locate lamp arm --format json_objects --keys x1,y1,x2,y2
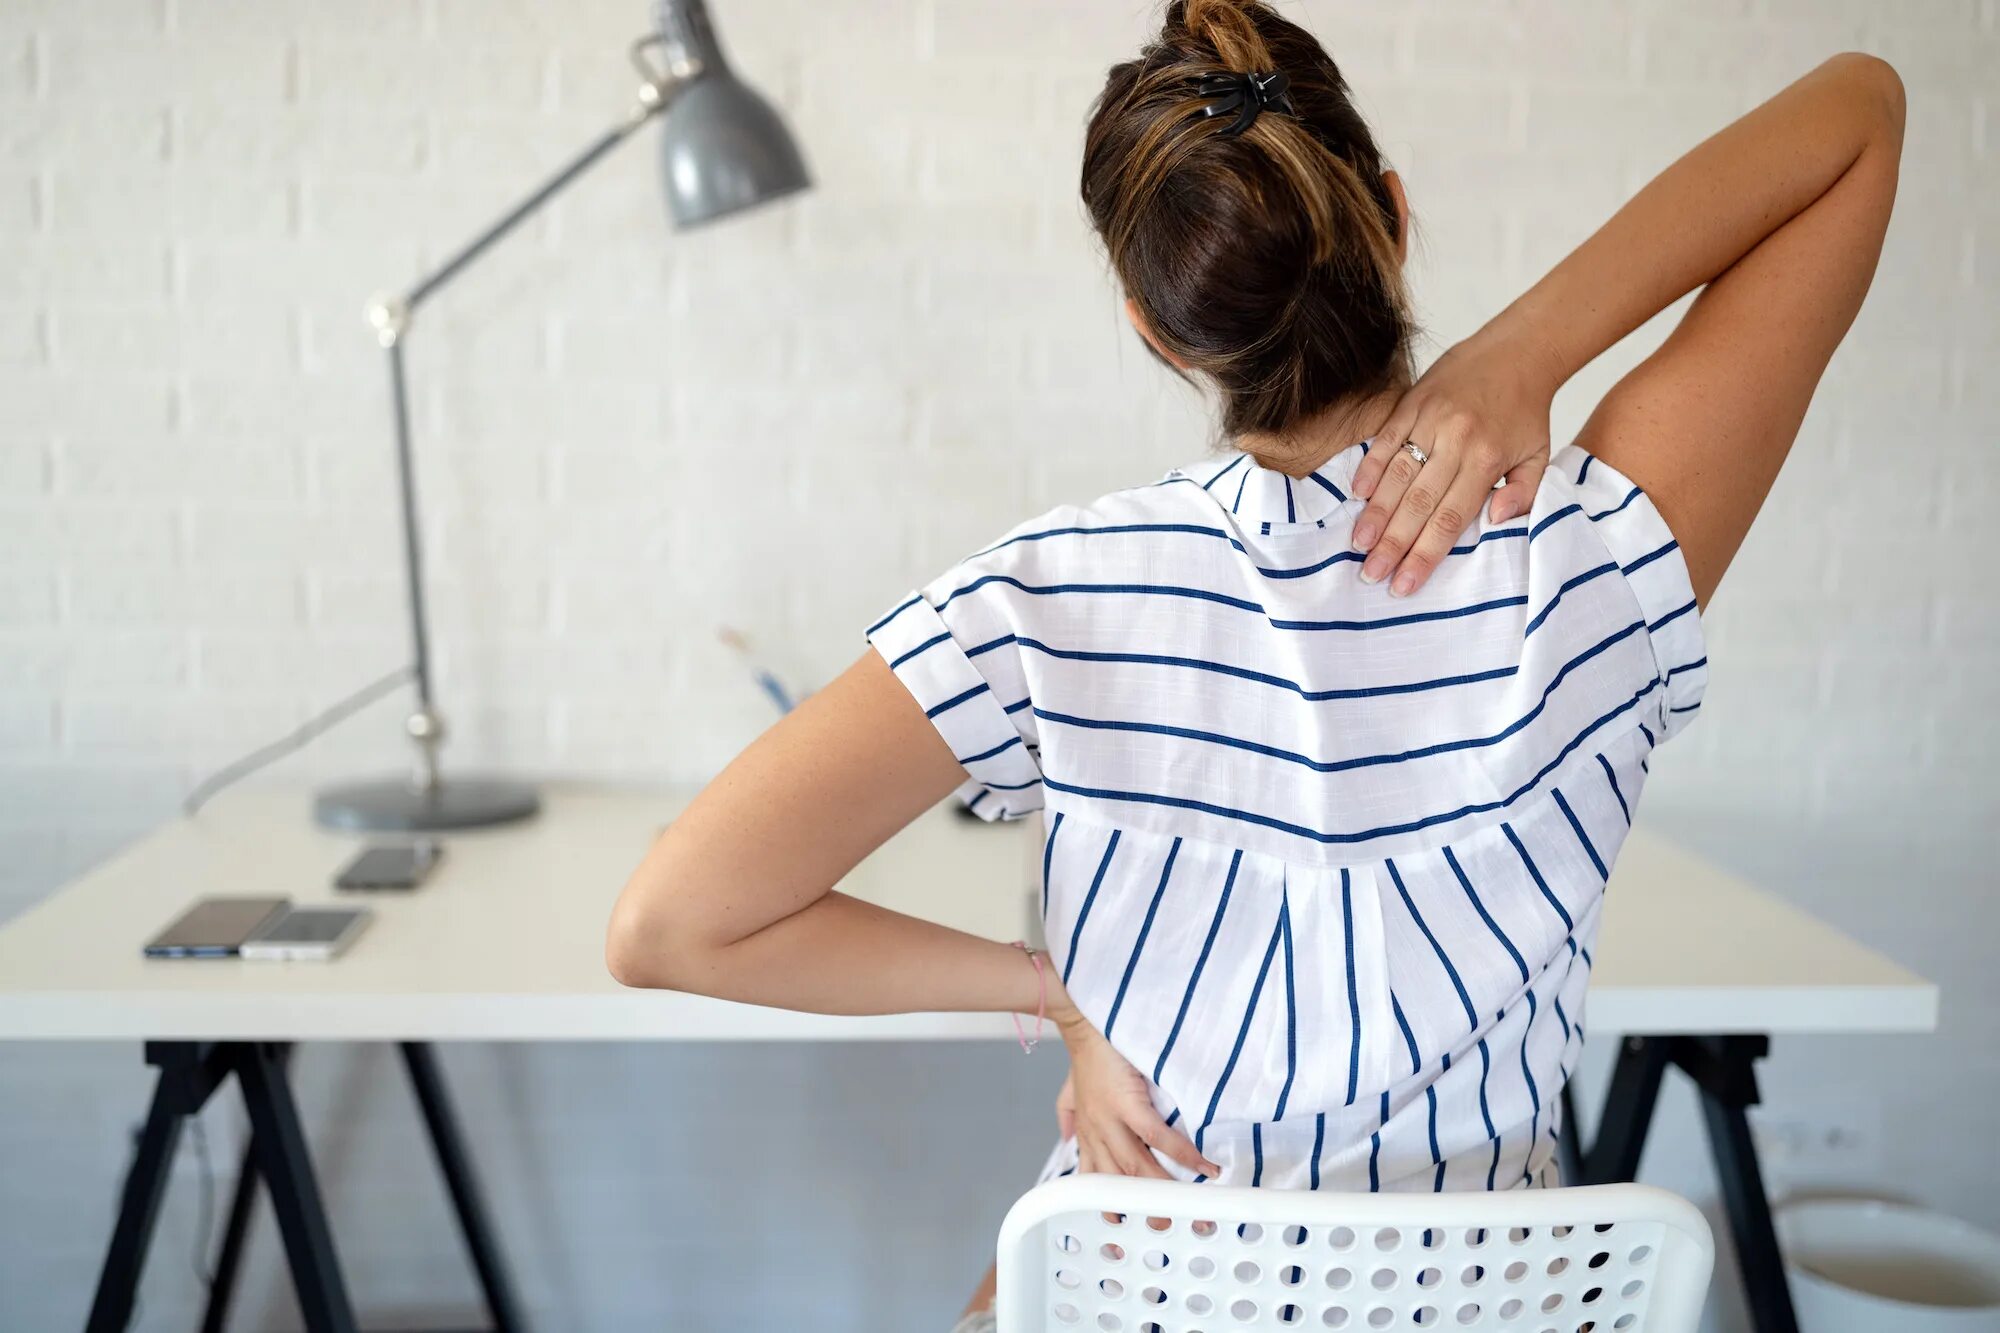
[{"x1": 367, "y1": 40, "x2": 701, "y2": 790}]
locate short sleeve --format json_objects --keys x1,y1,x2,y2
[
  {"x1": 865, "y1": 522, "x2": 1053, "y2": 821},
  {"x1": 1557, "y1": 444, "x2": 1708, "y2": 741}
]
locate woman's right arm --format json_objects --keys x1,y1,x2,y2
[{"x1": 1358, "y1": 52, "x2": 1906, "y2": 604}]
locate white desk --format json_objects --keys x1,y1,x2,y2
[
  {"x1": 0, "y1": 787, "x2": 1938, "y2": 1042},
  {"x1": 0, "y1": 788, "x2": 1938, "y2": 1333}
]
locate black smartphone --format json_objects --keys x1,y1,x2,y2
[
  {"x1": 334, "y1": 841, "x2": 444, "y2": 891},
  {"x1": 143, "y1": 897, "x2": 292, "y2": 958}
]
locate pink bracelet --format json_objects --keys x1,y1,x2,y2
[{"x1": 1011, "y1": 940, "x2": 1046, "y2": 1054}]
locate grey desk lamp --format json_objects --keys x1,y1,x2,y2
[{"x1": 315, "y1": 0, "x2": 809, "y2": 832}]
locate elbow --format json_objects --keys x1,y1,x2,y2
[
  {"x1": 1832, "y1": 52, "x2": 1906, "y2": 137},
  {"x1": 604, "y1": 896, "x2": 694, "y2": 992}
]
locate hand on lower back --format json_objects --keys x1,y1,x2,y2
[
  {"x1": 1055, "y1": 1008, "x2": 1219, "y2": 1179},
  {"x1": 1349, "y1": 327, "x2": 1562, "y2": 596}
]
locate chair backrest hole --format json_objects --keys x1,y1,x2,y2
[
  {"x1": 1188, "y1": 1256, "x2": 1215, "y2": 1280},
  {"x1": 1231, "y1": 1299, "x2": 1260, "y2": 1321},
  {"x1": 1187, "y1": 1293, "x2": 1213, "y2": 1316},
  {"x1": 1547, "y1": 1256, "x2": 1569, "y2": 1276},
  {"x1": 1322, "y1": 1309, "x2": 1349, "y2": 1329},
  {"x1": 1239, "y1": 1223, "x2": 1265, "y2": 1243},
  {"x1": 1235, "y1": 1260, "x2": 1263, "y2": 1284},
  {"x1": 1282, "y1": 1264, "x2": 1306, "y2": 1286},
  {"x1": 1417, "y1": 1266, "x2": 1442, "y2": 1288},
  {"x1": 1099, "y1": 1278, "x2": 1124, "y2": 1299},
  {"x1": 1373, "y1": 1227, "x2": 1402, "y2": 1252},
  {"x1": 1369, "y1": 1267, "x2": 1397, "y2": 1291},
  {"x1": 1143, "y1": 1250, "x2": 1169, "y2": 1271},
  {"x1": 1629, "y1": 1244, "x2": 1653, "y2": 1264},
  {"x1": 1329, "y1": 1226, "x2": 1356, "y2": 1250},
  {"x1": 1503, "y1": 1260, "x2": 1529, "y2": 1282},
  {"x1": 1366, "y1": 1307, "x2": 1393, "y2": 1330},
  {"x1": 1283, "y1": 1225, "x2": 1309, "y2": 1247},
  {"x1": 1454, "y1": 1304, "x2": 1481, "y2": 1326},
  {"x1": 1326, "y1": 1266, "x2": 1353, "y2": 1291}
]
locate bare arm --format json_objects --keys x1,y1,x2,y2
[
  {"x1": 605, "y1": 649, "x2": 1039, "y2": 1015},
  {"x1": 605, "y1": 648, "x2": 1219, "y2": 1177},
  {"x1": 1357, "y1": 53, "x2": 1905, "y2": 603}
]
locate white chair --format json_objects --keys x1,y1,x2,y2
[{"x1": 996, "y1": 1176, "x2": 1713, "y2": 1333}]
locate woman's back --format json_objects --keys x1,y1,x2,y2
[{"x1": 868, "y1": 440, "x2": 1705, "y2": 1189}]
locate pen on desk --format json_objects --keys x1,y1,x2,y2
[{"x1": 717, "y1": 627, "x2": 799, "y2": 715}]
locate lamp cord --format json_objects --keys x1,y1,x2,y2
[{"x1": 182, "y1": 665, "x2": 414, "y2": 818}]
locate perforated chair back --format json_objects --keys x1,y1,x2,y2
[{"x1": 996, "y1": 1175, "x2": 1713, "y2": 1333}]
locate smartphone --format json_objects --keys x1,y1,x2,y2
[
  {"x1": 239, "y1": 906, "x2": 373, "y2": 961},
  {"x1": 143, "y1": 897, "x2": 291, "y2": 958},
  {"x1": 334, "y1": 841, "x2": 443, "y2": 891}
]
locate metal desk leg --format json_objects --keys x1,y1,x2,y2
[
  {"x1": 232, "y1": 1041, "x2": 358, "y2": 1333},
  {"x1": 400, "y1": 1042, "x2": 527, "y2": 1333},
  {"x1": 85, "y1": 1047, "x2": 196, "y2": 1332},
  {"x1": 1577, "y1": 1034, "x2": 1801, "y2": 1333}
]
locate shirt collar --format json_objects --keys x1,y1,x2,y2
[{"x1": 1174, "y1": 440, "x2": 1371, "y2": 527}]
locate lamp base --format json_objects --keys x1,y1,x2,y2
[{"x1": 313, "y1": 775, "x2": 542, "y2": 832}]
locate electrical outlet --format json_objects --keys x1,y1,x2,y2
[{"x1": 1751, "y1": 1099, "x2": 1880, "y2": 1174}]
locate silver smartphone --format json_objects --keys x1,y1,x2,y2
[
  {"x1": 239, "y1": 906, "x2": 373, "y2": 961},
  {"x1": 143, "y1": 896, "x2": 292, "y2": 958}
]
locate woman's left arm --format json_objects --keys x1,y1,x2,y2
[
  {"x1": 606, "y1": 649, "x2": 1036, "y2": 1015},
  {"x1": 607, "y1": 647, "x2": 1216, "y2": 1178}
]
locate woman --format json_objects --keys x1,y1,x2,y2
[{"x1": 607, "y1": 0, "x2": 1903, "y2": 1325}]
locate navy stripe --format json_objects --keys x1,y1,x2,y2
[
  {"x1": 1003, "y1": 696, "x2": 1031, "y2": 715},
  {"x1": 1014, "y1": 635, "x2": 1519, "y2": 703},
  {"x1": 1519, "y1": 991, "x2": 1542, "y2": 1184},
  {"x1": 1341, "y1": 870, "x2": 1361, "y2": 1106},
  {"x1": 1581, "y1": 945, "x2": 1594, "y2": 968},
  {"x1": 964, "y1": 632, "x2": 1014, "y2": 659},
  {"x1": 1032, "y1": 617, "x2": 1647, "y2": 777},
  {"x1": 1554, "y1": 787, "x2": 1608, "y2": 879},
  {"x1": 1104, "y1": 837, "x2": 1179, "y2": 1039},
  {"x1": 1199, "y1": 899, "x2": 1286, "y2": 1137},
  {"x1": 1577, "y1": 454, "x2": 1594, "y2": 484},
  {"x1": 937, "y1": 572, "x2": 1264, "y2": 616},
  {"x1": 1369, "y1": 1091, "x2": 1387, "y2": 1192},
  {"x1": 1530, "y1": 503, "x2": 1584, "y2": 540},
  {"x1": 1589, "y1": 486, "x2": 1641, "y2": 521},
  {"x1": 1620, "y1": 538, "x2": 1678, "y2": 577},
  {"x1": 958, "y1": 734, "x2": 1022, "y2": 765},
  {"x1": 1389, "y1": 858, "x2": 1479, "y2": 1031},
  {"x1": 1597, "y1": 754, "x2": 1631, "y2": 824},
  {"x1": 1445, "y1": 845, "x2": 1530, "y2": 984},
  {"x1": 1233, "y1": 465, "x2": 1250, "y2": 514},
  {"x1": 865, "y1": 594, "x2": 920, "y2": 636},
  {"x1": 1039, "y1": 811, "x2": 1063, "y2": 917},
  {"x1": 1649, "y1": 599, "x2": 1698, "y2": 632},
  {"x1": 1553, "y1": 993, "x2": 1572, "y2": 1043},
  {"x1": 1310, "y1": 1113, "x2": 1325, "y2": 1190},
  {"x1": 971, "y1": 521, "x2": 1231, "y2": 560},
  {"x1": 1670, "y1": 702, "x2": 1700, "y2": 714},
  {"x1": 1041, "y1": 672, "x2": 1664, "y2": 846},
  {"x1": 1391, "y1": 991, "x2": 1421, "y2": 1075},
  {"x1": 1307, "y1": 470, "x2": 1347, "y2": 503},
  {"x1": 1270, "y1": 593, "x2": 1528, "y2": 633},
  {"x1": 1062, "y1": 831, "x2": 1121, "y2": 984},
  {"x1": 1523, "y1": 562, "x2": 1620, "y2": 638},
  {"x1": 1165, "y1": 1108, "x2": 1179, "y2": 1128},
  {"x1": 1252, "y1": 1123, "x2": 1265, "y2": 1186},
  {"x1": 1477, "y1": 1038, "x2": 1499, "y2": 1189},
  {"x1": 1204, "y1": 455, "x2": 1247, "y2": 490},
  {"x1": 1284, "y1": 476, "x2": 1296, "y2": 522},
  {"x1": 1429, "y1": 1050, "x2": 1451, "y2": 1191},
  {"x1": 888, "y1": 631, "x2": 950, "y2": 668},
  {"x1": 981, "y1": 776, "x2": 1042, "y2": 791},
  {"x1": 1501, "y1": 821, "x2": 1572, "y2": 931},
  {"x1": 1639, "y1": 722, "x2": 1656, "y2": 748},
  {"x1": 1246, "y1": 524, "x2": 1525, "y2": 581},
  {"x1": 926, "y1": 682, "x2": 989, "y2": 719},
  {"x1": 1273, "y1": 886, "x2": 1298, "y2": 1120},
  {"x1": 1667, "y1": 656, "x2": 1708, "y2": 679},
  {"x1": 1154, "y1": 850, "x2": 1242, "y2": 1085},
  {"x1": 965, "y1": 790, "x2": 985, "y2": 813}
]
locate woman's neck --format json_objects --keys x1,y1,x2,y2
[{"x1": 1239, "y1": 383, "x2": 1408, "y2": 477}]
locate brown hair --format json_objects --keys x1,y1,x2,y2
[{"x1": 1082, "y1": 0, "x2": 1412, "y2": 440}]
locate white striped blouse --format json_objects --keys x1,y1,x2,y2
[{"x1": 866, "y1": 441, "x2": 1706, "y2": 1193}]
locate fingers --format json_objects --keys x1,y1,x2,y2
[
  {"x1": 1353, "y1": 393, "x2": 1425, "y2": 500},
  {"x1": 1055, "y1": 1073, "x2": 1076, "y2": 1141},
  {"x1": 1133, "y1": 1108, "x2": 1222, "y2": 1177},
  {"x1": 1352, "y1": 436, "x2": 1430, "y2": 562},
  {"x1": 1360, "y1": 442, "x2": 1454, "y2": 590},
  {"x1": 1488, "y1": 455, "x2": 1548, "y2": 524},
  {"x1": 1389, "y1": 465, "x2": 1494, "y2": 597}
]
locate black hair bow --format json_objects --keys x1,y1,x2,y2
[{"x1": 1195, "y1": 69, "x2": 1294, "y2": 138}]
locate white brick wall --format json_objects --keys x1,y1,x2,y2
[{"x1": 2, "y1": 2, "x2": 1995, "y2": 1329}]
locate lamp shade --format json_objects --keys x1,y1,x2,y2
[{"x1": 654, "y1": 0, "x2": 811, "y2": 228}]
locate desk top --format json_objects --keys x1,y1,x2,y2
[{"x1": 0, "y1": 788, "x2": 1937, "y2": 1042}]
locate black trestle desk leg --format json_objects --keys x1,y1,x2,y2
[
  {"x1": 1557, "y1": 1082, "x2": 1584, "y2": 1185},
  {"x1": 198, "y1": 1136, "x2": 259, "y2": 1333},
  {"x1": 85, "y1": 1045, "x2": 196, "y2": 1333},
  {"x1": 401, "y1": 1041, "x2": 528, "y2": 1333},
  {"x1": 232, "y1": 1041, "x2": 358, "y2": 1333},
  {"x1": 1582, "y1": 1035, "x2": 1670, "y2": 1184},
  {"x1": 1694, "y1": 1036, "x2": 1800, "y2": 1333}
]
